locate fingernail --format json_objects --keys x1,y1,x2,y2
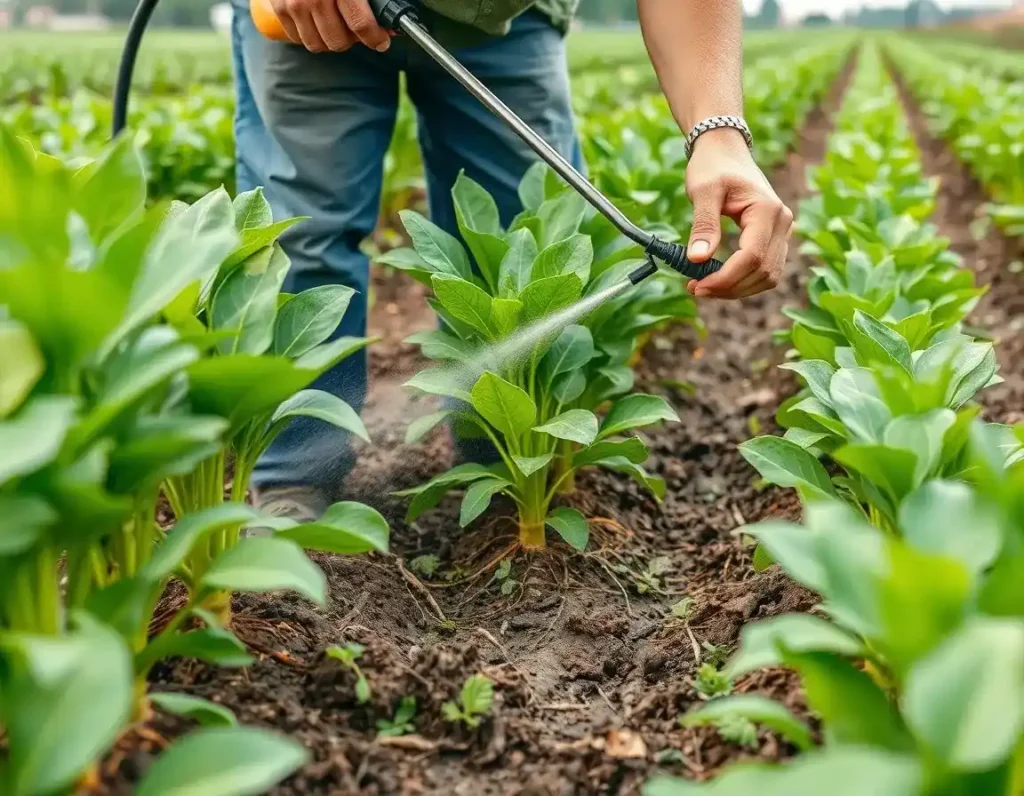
[
  {"x1": 694, "y1": 287, "x2": 710, "y2": 298},
  {"x1": 376, "y1": 40, "x2": 390, "y2": 52},
  {"x1": 689, "y1": 240, "x2": 710, "y2": 259}
]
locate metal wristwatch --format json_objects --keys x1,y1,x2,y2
[{"x1": 684, "y1": 116, "x2": 754, "y2": 159}]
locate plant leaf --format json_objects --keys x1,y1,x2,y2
[
  {"x1": 406, "y1": 410, "x2": 452, "y2": 444},
  {"x1": 135, "y1": 727, "x2": 308, "y2": 796},
  {"x1": 535, "y1": 409, "x2": 599, "y2": 445},
  {"x1": 201, "y1": 537, "x2": 327, "y2": 605},
  {"x1": 545, "y1": 507, "x2": 589, "y2": 551},
  {"x1": 431, "y1": 274, "x2": 493, "y2": 336},
  {"x1": 470, "y1": 371, "x2": 536, "y2": 440},
  {"x1": 150, "y1": 693, "x2": 238, "y2": 727},
  {"x1": 459, "y1": 478, "x2": 511, "y2": 527},
  {"x1": 272, "y1": 284, "x2": 354, "y2": 358},
  {"x1": 739, "y1": 436, "x2": 836, "y2": 499},
  {"x1": 598, "y1": 394, "x2": 678, "y2": 439},
  {"x1": 682, "y1": 695, "x2": 813, "y2": 750},
  {"x1": 271, "y1": 390, "x2": 369, "y2": 443},
  {"x1": 274, "y1": 501, "x2": 389, "y2": 554},
  {"x1": 400, "y1": 210, "x2": 472, "y2": 279},
  {"x1": 512, "y1": 453, "x2": 554, "y2": 477}
]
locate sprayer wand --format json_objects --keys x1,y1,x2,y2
[{"x1": 112, "y1": 0, "x2": 725, "y2": 285}]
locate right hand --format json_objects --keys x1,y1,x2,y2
[{"x1": 270, "y1": 0, "x2": 391, "y2": 53}]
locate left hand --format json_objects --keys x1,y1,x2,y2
[{"x1": 682, "y1": 128, "x2": 793, "y2": 299}]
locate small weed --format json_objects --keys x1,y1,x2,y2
[
  {"x1": 376, "y1": 696, "x2": 417, "y2": 737},
  {"x1": 492, "y1": 558, "x2": 517, "y2": 596},
  {"x1": 442, "y1": 674, "x2": 494, "y2": 729},
  {"x1": 326, "y1": 643, "x2": 372, "y2": 704},
  {"x1": 636, "y1": 556, "x2": 671, "y2": 594},
  {"x1": 670, "y1": 597, "x2": 695, "y2": 622},
  {"x1": 693, "y1": 663, "x2": 731, "y2": 699},
  {"x1": 410, "y1": 554, "x2": 440, "y2": 578},
  {"x1": 715, "y1": 714, "x2": 759, "y2": 748},
  {"x1": 701, "y1": 642, "x2": 730, "y2": 667}
]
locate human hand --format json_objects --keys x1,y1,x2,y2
[
  {"x1": 683, "y1": 128, "x2": 793, "y2": 299},
  {"x1": 269, "y1": 0, "x2": 391, "y2": 53}
]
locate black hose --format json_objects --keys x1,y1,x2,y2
[{"x1": 112, "y1": 0, "x2": 163, "y2": 138}]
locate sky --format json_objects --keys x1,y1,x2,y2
[{"x1": 740, "y1": 0, "x2": 1017, "y2": 17}]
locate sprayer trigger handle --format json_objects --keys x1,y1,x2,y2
[
  {"x1": 367, "y1": 0, "x2": 418, "y2": 27},
  {"x1": 678, "y1": 254, "x2": 725, "y2": 281}
]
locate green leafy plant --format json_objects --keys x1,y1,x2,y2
[
  {"x1": 388, "y1": 171, "x2": 679, "y2": 548},
  {"x1": 410, "y1": 554, "x2": 440, "y2": 578},
  {"x1": 327, "y1": 642, "x2": 372, "y2": 704},
  {"x1": 442, "y1": 674, "x2": 495, "y2": 729},
  {"x1": 377, "y1": 696, "x2": 417, "y2": 737},
  {"x1": 693, "y1": 663, "x2": 732, "y2": 699}
]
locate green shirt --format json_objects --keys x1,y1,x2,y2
[{"x1": 421, "y1": 0, "x2": 578, "y2": 41}]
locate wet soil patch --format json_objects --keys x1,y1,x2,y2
[{"x1": 99, "y1": 61, "x2": 860, "y2": 795}]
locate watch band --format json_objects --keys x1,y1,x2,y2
[{"x1": 684, "y1": 115, "x2": 754, "y2": 159}]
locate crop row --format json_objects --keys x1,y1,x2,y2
[
  {"x1": 888, "y1": 37, "x2": 1024, "y2": 238},
  {"x1": 648, "y1": 43, "x2": 1024, "y2": 795},
  {"x1": 0, "y1": 40, "x2": 851, "y2": 793}
]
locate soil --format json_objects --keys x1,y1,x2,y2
[{"x1": 95, "y1": 51, "x2": 1022, "y2": 796}]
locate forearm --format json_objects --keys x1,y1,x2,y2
[{"x1": 637, "y1": 0, "x2": 744, "y2": 132}]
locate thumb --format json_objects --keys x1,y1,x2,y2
[{"x1": 687, "y1": 184, "x2": 725, "y2": 263}]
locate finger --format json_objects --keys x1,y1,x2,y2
[
  {"x1": 310, "y1": 0, "x2": 356, "y2": 51},
  {"x1": 686, "y1": 180, "x2": 725, "y2": 263},
  {"x1": 270, "y1": 0, "x2": 302, "y2": 43},
  {"x1": 693, "y1": 199, "x2": 779, "y2": 296},
  {"x1": 736, "y1": 277, "x2": 774, "y2": 299},
  {"x1": 291, "y1": 5, "x2": 329, "y2": 51},
  {"x1": 338, "y1": 0, "x2": 391, "y2": 51}
]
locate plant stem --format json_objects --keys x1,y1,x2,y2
[{"x1": 519, "y1": 518, "x2": 546, "y2": 549}]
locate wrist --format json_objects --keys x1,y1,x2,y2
[{"x1": 689, "y1": 126, "x2": 750, "y2": 156}]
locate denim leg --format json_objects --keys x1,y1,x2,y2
[
  {"x1": 230, "y1": 0, "x2": 271, "y2": 194},
  {"x1": 239, "y1": 28, "x2": 402, "y2": 491},
  {"x1": 407, "y1": 11, "x2": 582, "y2": 462},
  {"x1": 407, "y1": 10, "x2": 583, "y2": 232}
]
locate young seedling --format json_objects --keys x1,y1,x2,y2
[
  {"x1": 636, "y1": 556, "x2": 671, "y2": 594},
  {"x1": 326, "y1": 643, "x2": 372, "y2": 704},
  {"x1": 442, "y1": 674, "x2": 494, "y2": 729},
  {"x1": 714, "y1": 714, "x2": 759, "y2": 749},
  {"x1": 693, "y1": 663, "x2": 732, "y2": 699},
  {"x1": 492, "y1": 558, "x2": 518, "y2": 596},
  {"x1": 410, "y1": 554, "x2": 440, "y2": 578},
  {"x1": 376, "y1": 696, "x2": 417, "y2": 737}
]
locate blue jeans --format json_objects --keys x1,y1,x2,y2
[{"x1": 231, "y1": 2, "x2": 581, "y2": 491}]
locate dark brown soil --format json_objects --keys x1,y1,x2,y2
[
  {"x1": 889, "y1": 65, "x2": 1024, "y2": 425},
  {"x1": 96, "y1": 57, "x2": 878, "y2": 796}
]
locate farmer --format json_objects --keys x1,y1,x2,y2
[{"x1": 230, "y1": 0, "x2": 794, "y2": 516}]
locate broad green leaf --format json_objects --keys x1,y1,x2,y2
[
  {"x1": 470, "y1": 371, "x2": 536, "y2": 440},
  {"x1": 532, "y1": 235, "x2": 593, "y2": 283},
  {"x1": 151, "y1": 626, "x2": 254, "y2": 667},
  {"x1": 791, "y1": 323, "x2": 838, "y2": 364},
  {"x1": 460, "y1": 674, "x2": 495, "y2": 717},
  {"x1": 0, "y1": 617, "x2": 133, "y2": 796},
  {"x1": 404, "y1": 367, "x2": 472, "y2": 404},
  {"x1": 0, "y1": 320, "x2": 44, "y2": 417},
  {"x1": 406, "y1": 329, "x2": 476, "y2": 362},
  {"x1": 780, "y1": 360, "x2": 836, "y2": 408},
  {"x1": 232, "y1": 187, "x2": 272, "y2": 230},
  {"x1": 517, "y1": 161, "x2": 547, "y2": 212},
  {"x1": 490, "y1": 298, "x2": 523, "y2": 337},
  {"x1": 537, "y1": 190, "x2": 586, "y2": 247},
  {"x1": 851, "y1": 311, "x2": 913, "y2": 374},
  {"x1": 534, "y1": 409, "x2": 599, "y2": 445},
  {"x1": 682, "y1": 695, "x2": 813, "y2": 750},
  {"x1": 738, "y1": 436, "x2": 836, "y2": 499},
  {"x1": 520, "y1": 274, "x2": 583, "y2": 323},
  {"x1": 431, "y1": 274, "x2": 493, "y2": 336},
  {"x1": 0, "y1": 396, "x2": 78, "y2": 483},
  {"x1": 598, "y1": 394, "x2": 678, "y2": 439},
  {"x1": 788, "y1": 651, "x2": 913, "y2": 751},
  {"x1": 642, "y1": 748, "x2": 921, "y2": 796},
  {"x1": 726, "y1": 614, "x2": 865, "y2": 679},
  {"x1": 883, "y1": 409, "x2": 955, "y2": 485},
  {"x1": 539, "y1": 325, "x2": 595, "y2": 384},
  {"x1": 119, "y1": 187, "x2": 238, "y2": 350},
  {"x1": 552, "y1": 370, "x2": 586, "y2": 404},
  {"x1": 0, "y1": 495, "x2": 55, "y2": 555},
  {"x1": 271, "y1": 390, "x2": 369, "y2": 443},
  {"x1": 498, "y1": 228, "x2": 539, "y2": 293},
  {"x1": 72, "y1": 134, "x2": 146, "y2": 244},
  {"x1": 742, "y1": 519, "x2": 826, "y2": 593},
  {"x1": 222, "y1": 218, "x2": 304, "y2": 271},
  {"x1": 512, "y1": 454, "x2": 554, "y2": 477},
  {"x1": 406, "y1": 410, "x2": 452, "y2": 444},
  {"x1": 545, "y1": 507, "x2": 589, "y2": 551},
  {"x1": 272, "y1": 284, "x2": 354, "y2": 358},
  {"x1": 599, "y1": 457, "x2": 666, "y2": 501},
  {"x1": 293, "y1": 335, "x2": 371, "y2": 375},
  {"x1": 401, "y1": 210, "x2": 472, "y2": 279},
  {"x1": 150, "y1": 692, "x2": 238, "y2": 727},
  {"x1": 829, "y1": 367, "x2": 891, "y2": 443},
  {"x1": 459, "y1": 477, "x2": 511, "y2": 527},
  {"x1": 144, "y1": 504, "x2": 262, "y2": 581},
  {"x1": 375, "y1": 247, "x2": 433, "y2": 284},
  {"x1": 201, "y1": 536, "x2": 327, "y2": 605},
  {"x1": 833, "y1": 444, "x2": 917, "y2": 503},
  {"x1": 135, "y1": 727, "x2": 308, "y2": 796},
  {"x1": 575, "y1": 436, "x2": 648, "y2": 467},
  {"x1": 275, "y1": 501, "x2": 389, "y2": 554},
  {"x1": 903, "y1": 618, "x2": 1024, "y2": 770},
  {"x1": 452, "y1": 172, "x2": 500, "y2": 235},
  {"x1": 187, "y1": 356, "x2": 315, "y2": 428}
]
